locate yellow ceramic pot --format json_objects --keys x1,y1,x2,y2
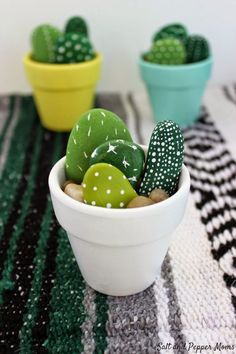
[{"x1": 23, "y1": 53, "x2": 102, "y2": 131}]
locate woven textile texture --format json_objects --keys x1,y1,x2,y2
[{"x1": 0, "y1": 88, "x2": 236, "y2": 354}]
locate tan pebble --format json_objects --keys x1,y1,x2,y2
[
  {"x1": 62, "y1": 180, "x2": 74, "y2": 191},
  {"x1": 64, "y1": 183, "x2": 84, "y2": 202},
  {"x1": 127, "y1": 196, "x2": 155, "y2": 208},
  {"x1": 149, "y1": 188, "x2": 169, "y2": 203}
]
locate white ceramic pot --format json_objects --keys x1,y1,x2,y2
[{"x1": 48, "y1": 147, "x2": 190, "y2": 296}]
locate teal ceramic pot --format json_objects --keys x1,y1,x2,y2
[{"x1": 139, "y1": 56, "x2": 213, "y2": 126}]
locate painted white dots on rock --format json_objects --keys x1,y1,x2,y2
[
  {"x1": 139, "y1": 120, "x2": 184, "y2": 197},
  {"x1": 65, "y1": 108, "x2": 133, "y2": 183},
  {"x1": 82, "y1": 163, "x2": 137, "y2": 208}
]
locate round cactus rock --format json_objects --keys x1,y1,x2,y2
[
  {"x1": 144, "y1": 38, "x2": 186, "y2": 65},
  {"x1": 65, "y1": 16, "x2": 88, "y2": 37},
  {"x1": 185, "y1": 35, "x2": 210, "y2": 63},
  {"x1": 55, "y1": 33, "x2": 95, "y2": 64},
  {"x1": 31, "y1": 24, "x2": 61, "y2": 63},
  {"x1": 89, "y1": 140, "x2": 145, "y2": 189},
  {"x1": 139, "y1": 120, "x2": 184, "y2": 197},
  {"x1": 82, "y1": 163, "x2": 137, "y2": 208},
  {"x1": 153, "y1": 23, "x2": 188, "y2": 43},
  {"x1": 65, "y1": 109, "x2": 133, "y2": 184}
]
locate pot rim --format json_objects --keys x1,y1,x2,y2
[
  {"x1": 139, "y1": 55, "x2": 213, "y2": 71},
  {"x1": 48, "y1": 147, "x2": 190, "y2": 220},
  {"x1": 23, "y1": 52, "x2": 102, "y2": 71}
]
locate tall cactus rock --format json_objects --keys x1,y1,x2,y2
[
  {"x1": 65, "y1": 108, "x2": 133, "y2": 183},
  {"x1": 139, "y1": 120, "x2": 184, "y2": 197},
  {"x1": 144, "y1": 38, "x2": 186, "y2": 65},
  {"x1": 31, "y1": 24, "x2": 61, "y2": 63},
  {"x1": 185, "y1": 35, "x2": 210, "y2": 63},
  {"x1": 153, "y1": 23, "x2": 188, "y2": 43},
  {"x1": 65, "y1": 16, "x2": 89, "y2": 37},
  {"x1": 55, "y1": 33, "x2": 95, "y2": 63}
]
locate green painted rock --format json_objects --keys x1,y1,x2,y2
[
  {"x1": 65, "y1": 109, "x2": 132, "y2": 183},
  {"x1": 82, "y1": 163, "x2": 137, "y2": 208},
  {"x1": 144, "y1": 38, "x2": 186, "y2": 65},
  {"x1": 65, "y1": 16, "x2": 88, "y2": 37},
  {"x1": 89, "y1": 140, "x2": 145, "y2": 189},
  {"x1": 139, "y1": 120, "x2": 184, "y2": 197},
  {"x1": 31, "y1": 24, "x2": 61, "y2": 63},
  {"x1": 55, "y1": 33, "x2": 95, "y2": 64},
  {"x1": 186, "y1": 35, "x2": 210, "y2": 63},
  {"x1": 153, "y1": 23, "x2": 188, "y2": 42}
]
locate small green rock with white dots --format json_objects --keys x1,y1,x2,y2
[
  {"x1": 82, "y1": 163, "x2": 137, "y2": 208},
  {"x1": 185, "y1": 35, "x2": 210, "y2": 63},
  {"x1": 144, "y1": 38, "x2": 186, "y2": 65},
  {"x1": 55, "y1": 32, "x2": 95, "y2": 64},
  {"x1": 65, "y1": 16, "x2": 89, "y2": 37},
  {"x1": 89, "y1": 140, "x2": 145, "y2": 189},
  {"x1": 139, "y1": 120, "x2": 184, "y2": 196},
  {"x1": 153, "y1": 23, "x2": 188, "y2": 43},
  {"x1": 65, "y1": 109, "x2": 133, "y2": 183}
]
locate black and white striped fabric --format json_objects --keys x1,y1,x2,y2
[{"x1": 0, "y1": 87, "x2": 235, "y2": 353}]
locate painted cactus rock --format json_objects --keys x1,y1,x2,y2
[
  {"x1": 144, "y1": 38, "x2": 186, "y2": 65},
  {"x1": 185, "y1": 35, "x2": 210, "y2": 63},
  {"x1": 89, "y1": 140, "x2": 145, "y2": 189},
  {"x1": 55, "y1": 33, "x2": 95, "y2": 64},
  {"x1": 139, "y1": 120, "x2": 184, "y2": 197},
  {"x1": 82, "y1": 163, "x2": 137, "y2": 208},
  {"x1": 65, "y1": 109, "x2": 132, "y2": 183},
  {"x1": 31, "y1": 24, "x2": 61, "y2": 63},
  {"x1": 153, "y1": 23, "x2": 188, "y2": 42},
  {"x1": 65, "y1": 16, "x2": 88, "y2": 37}
]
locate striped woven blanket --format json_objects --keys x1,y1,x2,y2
[{"x1": 0, "y1": 87, "x2": 235, "y2": 353}]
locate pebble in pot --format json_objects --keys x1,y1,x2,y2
[
  {"x1": 64, "y1": 182, "x2": 84, "y2": 202},
  {"x1": 149, "y1": 188, "x2": 169, "y2": 203},
  {"x1": 127, "y1": 196, "x2": 155, "y2": 208}
]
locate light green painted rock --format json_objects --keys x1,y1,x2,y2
[
  {"x1": 31, "y1": 24, "x2": 61, "y2": 63},
  {"x1": 139, "y1": 120, "x2": 184, "y2": 197},
  {"x1": 65, "y1": 109, "x2": 132, "y2": 183},
  {"x1": 144, "y1": 38, "x2": 186, "y2": 65},
  {"x1": 89, "y1": 140, "x2": 145, "y2": 189},
  {"x1": 82, "y1": 163, "x2": 137, "y2": 208}
]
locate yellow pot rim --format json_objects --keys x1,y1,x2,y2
[{"x1": 23, "y1": 52, "x2": 102, "y2": 72}]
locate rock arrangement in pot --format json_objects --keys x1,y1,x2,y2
[
  {"x1": 31, "y1": 16, "x2": 95, "y2": 64},
  {"x1": 143, "y1": 23, "x2": 210, "y2": 65},
  {"x1": 63, "y1": 108, "x2": 184, "y2": 209}
]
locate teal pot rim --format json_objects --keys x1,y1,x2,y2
[{"x1": 139, "y1": 56, "x2": 213, "y2": 88}]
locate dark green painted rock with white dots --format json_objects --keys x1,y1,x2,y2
[
  {"x1": 153, "y1": 23, "x2": 188, "y2": 43},
  {"x1": 65, "y1": 109, "x2": 132, "y2": 183},
  {"x1": 82, "y1": 163, "x2": 137, "y2": 208},
  {"x1": 139, "y1": 120, "x2": 184, "y2": 197},
  {"x1": 55, "y1": 33, "x2": 95, "y2": 64},
  {"x1": 65, "y1": 16, "x2": 89, "y2": 37},
  {"x1": 89, "y1": 140, "x2": 145, "y2": 189}
]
